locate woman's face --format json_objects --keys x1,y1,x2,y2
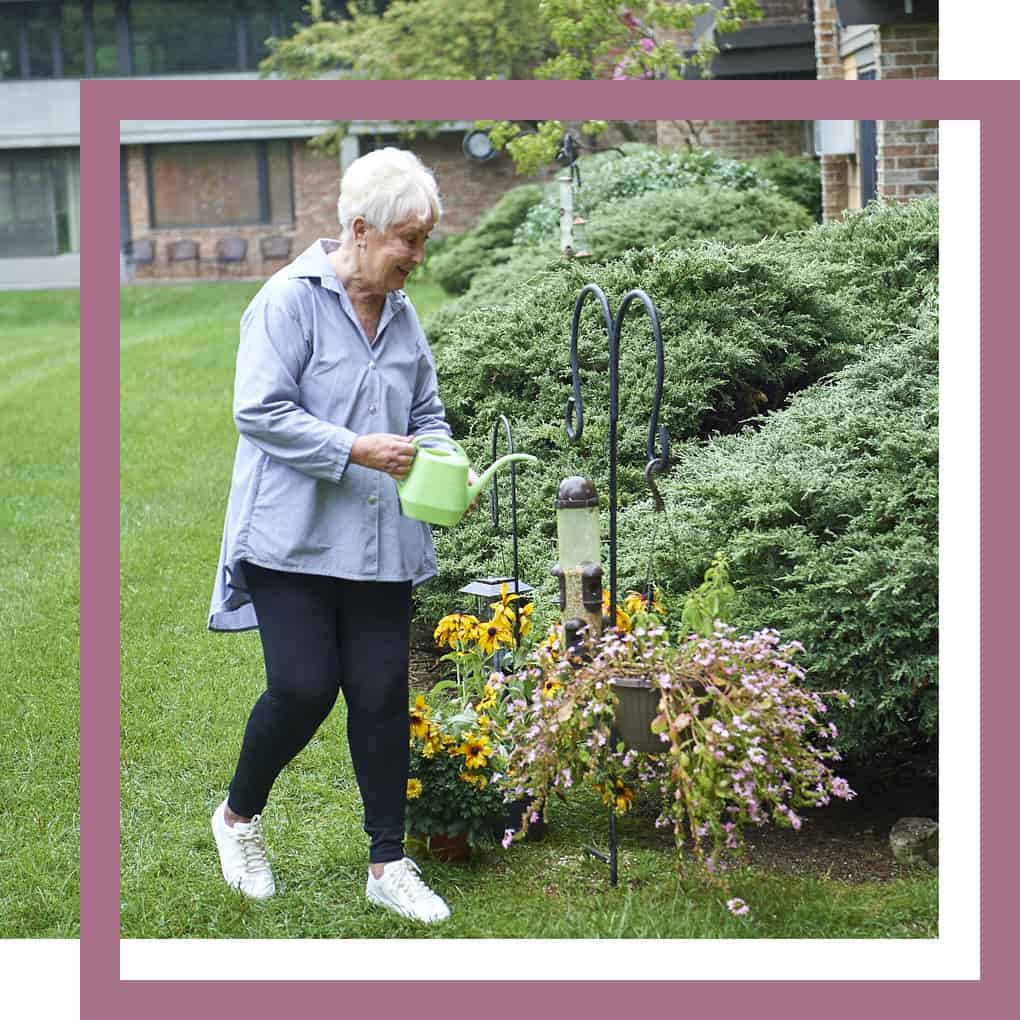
[{"x1": 360, "y1": 216, "x2": 433, "y2": 293}]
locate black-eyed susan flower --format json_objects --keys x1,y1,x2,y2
[
  {"x1": 477, "y1": 617, "x2": 513, "y2": 656},
  {"x1": 541, "y1": 675, "x2": 562, "y2": 699},
  {"x1": 460, "y1": 770, "x2": 488, "y2": 789},
  {"x1": 459, "y1": 732, "x2": 492, "y2": 769},
  {"x1": 475, "y1": 684, "x2": 498, "y2": 712},
  {"x1": 518, "y1": 600, "x2": 534, "y2": 637},
  {"x1": 608, "y1": 778, "x2": 634, "y2": 813},
  {"x1": 408, "y1": 695, "x2": 431, "y2": 738},
  {"x1": 433, "y1": 612, "x2": 480, "y2": 649},
  {"x1": 406, "y1": 778, "x2": 423, "y2": 799}
]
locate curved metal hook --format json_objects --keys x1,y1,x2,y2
[
  {"x1": 566, "y1": 283, "x2": 615, "y2": 444},
  {"x1": 489, "y1": 413, "x2": 515, "y2": 530},
  {"x1": 614, "y1": 288, "x2": 670, "y2": 506}
]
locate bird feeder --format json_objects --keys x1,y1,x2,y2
[{"x1": 550, "y1": 476, "x2": 603, "y2": 656}]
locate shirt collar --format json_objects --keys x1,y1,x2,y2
[{"x1": 285, "y1": 238, "x2": 408, "y2": 316}]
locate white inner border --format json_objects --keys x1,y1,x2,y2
[{"x1": 117, "y1": 119, "x2": 979, "y2": 981}]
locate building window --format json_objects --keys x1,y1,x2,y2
[
  {"x1": 130, "y1": 1, "x2": 237, "y2": 74},
  {"x1": 0, "y1": 149, "x2": 81, "y2": 258},
  {"x1": 146, "y1": 140, "x2": 293, "y2": 229}
]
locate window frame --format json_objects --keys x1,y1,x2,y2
[{"x1": 144, "y1": 139, "x2": 294, "y2": 230}]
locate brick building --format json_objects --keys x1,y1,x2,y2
[
  {"x1": 119, "y1": 120, "x2": 549, "y2": 282},
  {"x1": 813, "y1": 0, "x2": 939, "y2": 219}
]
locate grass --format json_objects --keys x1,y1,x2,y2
[
  {"x1": 119, "y1": 279, "x2": 938, "y2": 939},
  {"x1": 0, "y1": 289, "x2": 81, "y2": 937}
]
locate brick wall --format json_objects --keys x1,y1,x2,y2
[
  {"x1": 125, "y1": 133, "x2": 550, "y2": 282},
  {"x1": 813, "y1": 0, "x2": 842, "y2": 79},
  {"x1": 820, "y1": 152, "x2": 850, "y2": 221},
  {"x1": 878, "y1": 120, "x2": 938, "y2": 200},
  {"x1": 658, "y1": 119, "x2": 808, "y2": 158},
  {"x1": 876, "y1": 22, "x2": 938, "y2": 79},
  {"x1": 757, "y1": 0, "x2": 811, "y2": 25}
]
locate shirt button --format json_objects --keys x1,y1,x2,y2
[
  {"x1": 368, "y1": 495, "x2": 377, "y2": 506},
  {"x1": 369, "y1": 405, "x2": 377, "y2": 413},
  {"x1": 369, "y1": 362, "x2": 376, "y2": 370}
]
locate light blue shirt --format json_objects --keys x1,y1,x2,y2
[{"x1": 208, "y1": 238, "x2": 451, "y2": 632}]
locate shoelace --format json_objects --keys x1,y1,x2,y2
[
  {"x1": 390, "y1": 858, "x2": 434, "y2": 902},
  {"x1": 235, "y1": 815, "x2": 270, "y2": 875}
]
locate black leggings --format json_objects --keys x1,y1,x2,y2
[{"x1": 228, "y1": 561, "x2": 412, "y2": 865}]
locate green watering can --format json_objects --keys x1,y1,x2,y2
[{"x1": 397, "y1": 432, "x2": 538, "y2": 527}]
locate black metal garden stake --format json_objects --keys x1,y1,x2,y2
[{"x1": 565, "y1": 282, "x2": 670, "y2": 885}]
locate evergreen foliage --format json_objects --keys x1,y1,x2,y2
[
  {"x1": 428, "y1": 185, "x2": 544, "y2": 295},
  {"x1": 417, "y1": 199, "x2": 939, "y2": 758}
]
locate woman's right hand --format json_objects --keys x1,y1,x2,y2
[{"x1": 350, "y1": 433, "x2": 416, "y2": 480}]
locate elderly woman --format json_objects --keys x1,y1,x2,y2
[{"x1": 208, "y1": 147, "x2": 465, "y2": 924}]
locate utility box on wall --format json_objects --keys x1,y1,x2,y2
[{"x1": 814, "y1": 120, "x2": 857, "y2": 156}]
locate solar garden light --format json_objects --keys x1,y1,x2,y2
[{"x1": 551, "y1": 476, "x2": 603, "y2": 657}]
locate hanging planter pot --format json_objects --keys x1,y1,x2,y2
[{"x1": 610, "y1": 676, "x2": 667, "y2": 754}]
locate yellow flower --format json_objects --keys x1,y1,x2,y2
[
  {"x1": 460, "y1": 770, "x2": 488, "y2": 789},
  {"x1": 597, "y1": 779, "x2": 634, "y2": 813},
  {"x1": 458, "y1": 732, "x2": 492, "y2": 769},
  {"x1": 477, "y1": 617, "x2": 513, "y2": 656},
  {"x1": 489, "y1": 602, "x2": 516, "y2": 630},
  {"x1": 541, "y1": 676, "x2": 562, "y2": 699},
  {"x1": 518, "y1": 601, "x2": 534, "y2": 637},
  {"x1": 476, "y1": 684, "x2": 498, "y2": 711},
  {"x1": 476, "y1": 713, "x2": 492, "y2": 731},
  {"x1": 601, "y1": 590, "x2": 631, "y2": 634},
  {"x1": 623, "y1": 588, "x2": 666, "y2": 616},
  {"x1": 406, "y1": 778, "x2": 423, "y2": 800},
  {"x1": 408, "y1": 695, "x2": 430, "y2": 739},
  {"x1": 422, "y1": 726, "x2": 443, "y2": 758},
  {"x1": 433, "y1": 613, "x2": 480, "y2": 649}
]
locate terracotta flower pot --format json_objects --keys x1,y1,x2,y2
[{"x1": 407, "y1": 831, "x2": 471, "y2": 863}]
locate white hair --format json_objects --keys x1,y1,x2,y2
[{"x1": 337, "y1": 147, "x2": 442, "y2": 234}]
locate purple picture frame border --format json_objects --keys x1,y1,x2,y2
[{"x1": 80, "y1": 78, "x2": 1010, "y2": 1016}]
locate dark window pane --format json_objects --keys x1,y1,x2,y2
[
  {"x1": 27, "y1": 5, "x2": 58, "y2": 78},
  {"x1": 247, "y1": 0, "x2": 277, "y2": 67},
  {"x1": 149, "y1": 142, "x2": 263, "y2": 227},
  {"x1": 92, "y1": 1, "x2": 121, "y2": 76},
  {"x1": 61, "y1": 1, "x2": 86, "y2": 77},
  {"x1": 131, "y1": 1, "x2": 238, "y2": 74},
  {"x1": 53, "y1": 150, "x2": 80, "y2": 253},
  {"x1": 0, "y1": 151, "x2": 61, "y2": 257},
  {"x1": 0, "y1": 11, "x2": 18, "y2": 80},
  {"x1": 266, "y1": 140, "x2": 293, "y2": 224}
]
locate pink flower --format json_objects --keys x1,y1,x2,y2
[
  {"x1": 727, "y1": 898, "x2": 749, "y2": 917},
  {"x1": 502, "y1": 828, "x2": 515, "y2": 849},
  {"x1": 639, "y1": 37, "x2": 655, "y2": 52}
]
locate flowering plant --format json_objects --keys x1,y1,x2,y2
[
  {"x1": 431, "y1": 584, "x2": 536, "y2": 704},
  {"x1": 500, "y1": 565, "x2": 855, "y2": 877},
  {"x1": 404, "y1": 694, "x2": 507, "y2": 845}
]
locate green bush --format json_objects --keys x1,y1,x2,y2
[
  {"x1": 750, "y1": 153, "x2": 823, "y2": 222},
  {"x1": 428, "y1": 184, "x2": 544, "y2": 294},
  {"x1": 514, "y1": 145, "x2": 773, "y2": 247},
  {"x1": 418, "y1": 199, "x2": 938, "y2": 760},
  {"x1": 616, "y1": 295, "x2": 938, "y2": 757},
  {"x1": 583, "y1": 185, "x2": 814, "y2": 258}
]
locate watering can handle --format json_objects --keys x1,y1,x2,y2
[{"x1": 410, "y1": 432, "x2": 468, "y2": 459}]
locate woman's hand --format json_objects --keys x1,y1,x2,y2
[{"x1": 350, "y1": 433, "x2": 416, "y2": 480}]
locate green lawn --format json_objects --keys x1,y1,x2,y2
[
  {"x1": 119, "y1": 280, "x2": 937, "y2": 939},
  {"x1": 0, "y1": 289, "x2": 81, "y2": 937}
]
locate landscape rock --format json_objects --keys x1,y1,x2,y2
[{"x1": 889, "y1": 817, "x2": 938, "y2": 867}]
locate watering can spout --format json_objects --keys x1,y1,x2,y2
[{"x1": 468, "y1": 453, "x2": 539, "y2": 502}]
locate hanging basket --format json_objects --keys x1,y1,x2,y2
[{"x1": 610, "y1": 676, "x2": 667, "y2": 754}]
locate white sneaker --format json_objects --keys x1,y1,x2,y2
[
  {"x1": 366, "y1": 857, "x2": 450, "y2": 923},
  {"x1": 211, "y1": 799, "x2": 275, "y2": 899}
]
